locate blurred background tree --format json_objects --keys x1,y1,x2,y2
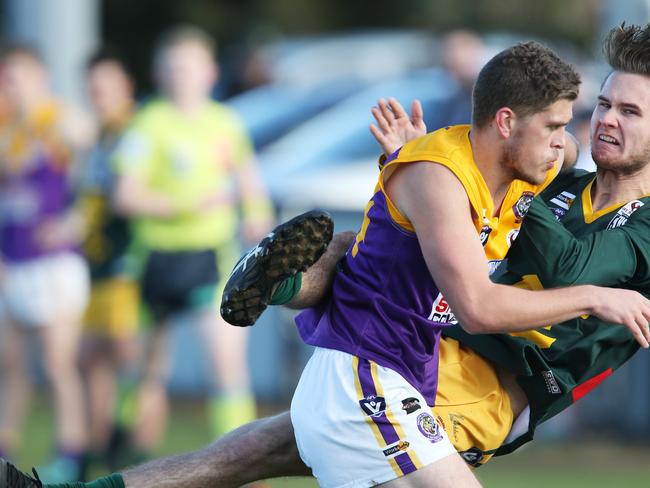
[{"x1": 100, "y1": 0, "x2": 601, "y2": 96}]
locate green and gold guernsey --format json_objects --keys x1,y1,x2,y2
[{"x1": 444, "y1": 169, "x2": 650, "y2": 456}]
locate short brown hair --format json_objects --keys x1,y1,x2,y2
[
  {"x1": 604, "y1": 23, "x2": 650, "y2": 76},
  {"x1": 472, "y1": 41, "x2": 580, "y2": 128}
]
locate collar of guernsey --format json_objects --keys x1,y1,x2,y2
[
  {"x1": 380, "y1": 125, "x2": 558, "y2": 261},
  {"x1": 295, "y1": 125, "x2": 558, "y2": 406}
]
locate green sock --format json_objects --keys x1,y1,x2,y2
[
  {"x1": 269, "y1": 273, "x2": 302, "y2": 305},
  {"x1": 209, "y1": 392, "x2": 256, "y2": 438},
  {"x1": 45, "y1": 473, "x2": 125, "y2": 488}
]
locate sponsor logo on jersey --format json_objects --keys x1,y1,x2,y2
[
  {"x1": 448, "y1": 412, "x2": 465, "y2": 442},
  {"x1": 542, "y1": 370, "x2": 561, "y2": 394},
  {"x1": 428, "y1": 293, "x2": 458, "y2": 324},
  {"x1": 417, "y1": 412, "x2": 444, "y2": 442},
  {"x1": 460, "y1": 447, "x2": 485, "y2": 466},
  {"x1": 479, "y1": 225, "x2": 492, "y2": 246},
  {"x1": 359, "y1": 395, "x2": 387, "y2": 417},
  {"x1": 549, "y1": 191, "x2": 576, "y2": 210},
  {"x1": 382, "y1": 440, "x2": 410, "y2": 457},
  {"x1": 401, "y1": 397, "x2": 421, "y2": 414},
  {"x1": 513, "y1": 191, "x2": 535, "y2": 221},
  {"x1": 606, "y1": 200, "x2": 645, "y2": 229},
  {"x1": 487, "y1": 260, "x2": 504, "y2": 275},
  {"x1": 506, "y1": 229, "x2": 520, "y2": 248}
]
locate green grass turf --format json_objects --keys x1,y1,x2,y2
[{"x1": 16, "y1": 398, "x2": 650, "y2": 488}]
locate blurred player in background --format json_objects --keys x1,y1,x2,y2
[
  {"x1": 110, "y1": 26, "x2": 274, "y2": 461},
  {"x1": 0, "y1": 44, "x2": 94, "y2": 482},
  {"x1": 76, "y1": 47, "x2": 140, "y2": 474}
]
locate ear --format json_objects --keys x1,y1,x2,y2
[{"x1": 494, "y1": 107, "x2": 516, "y2": 139}]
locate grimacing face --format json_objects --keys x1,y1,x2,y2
[
  {"x1": 503, "y1": 98, "x2": 573, "y2": 185},
  {"x1": 590, "y1": 71, "x2": 650, "y2": 175}
]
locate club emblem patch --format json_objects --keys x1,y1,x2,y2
[
  {"x1": 513, "y1": 191, "x2": 535, "y2": 221},
  {"x1": 416, "y1": 412, "x2": 443, "y2": 443},
  {"x1": 607, "y1": 200, "x2": 645, "y2": 229}
]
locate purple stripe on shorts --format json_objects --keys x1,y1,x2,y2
[{"x1": 357, "y1": 358, "x2": 418, "y2": 475}]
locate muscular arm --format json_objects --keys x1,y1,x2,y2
[
  {"x1": 389, "y1": 162, "x2": 650, "y2": 342},
  {"x1": 507, "y1": 198, "x2": 642, "y2": 287}
]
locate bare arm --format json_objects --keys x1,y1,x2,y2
[
  {"x1": 232, "y1": 156, "x2": 274, "y2": 244},
  {"x1": 389, "y1": 162, "x2": 650, "y2": 347}
]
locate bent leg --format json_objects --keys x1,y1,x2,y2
[
  {"x1": 286, "y1": 231, "x2": 356, "y2": 309},
  {"x1": 379, "y1": 452, "x2": 481, "y2": 488},
  {"x1": 123, "y1": 412, "x2": 309, "y2": 488}
]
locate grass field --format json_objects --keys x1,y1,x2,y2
[{"x1": 16, "y1": 397, "x2": 650, "y2": 488}]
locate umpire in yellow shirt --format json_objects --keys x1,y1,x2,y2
[{"x1": 112, "y1": 25, "x2": 274, "y2": 459}]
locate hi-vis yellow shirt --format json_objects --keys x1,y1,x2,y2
[{"x1": 381, "y1": 125, "x2": 557, "y2": 270}]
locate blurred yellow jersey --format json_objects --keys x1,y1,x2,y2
[{"x1": 383, "y1": 125, "x2": 557, "y2": 269}]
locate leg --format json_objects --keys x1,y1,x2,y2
[
  {"x1": 131, "y1": 326, "x2": 170, "y2": 453},
  {"x1": 81, "y1": 278, "x2": 140, "y2": 456},
  {"x1": 40, "y1": 314, "x2": 86, "y2": 453},
  {"x1": 0, "y1": 319, "x2": 32, "y2": 455},
  {"x1": 378, "y1": 453, "x2": 481, "y2": 488},
  {"x1": 79, "y1": 336, "x2": 121, "y2": 454},
  {"x1": 198, "y1": 307, "x2": 256, "y2": 436},
  {"x1": 123, "y1": 412, "x2": 309, "y2": 488},
  {"x1": 220, "y1": 210, "x2": 334, "y2": 327},
  {"x1": 286, "y1": 230, "x2": 356, "y2": 309}
]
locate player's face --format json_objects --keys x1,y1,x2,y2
[
  {"x1": 87, "y1": 61, "x2": 133, "y2": 122},
  {"x1": 1, "y1": 54, "x2": 47, "y2": 109},
  {"x1": 503, "y1": 98, "x2": 573, "y2": 185},
  {"x1": 590, "y1": 71, "x2": 650, "y2": 174},
  {"x1": 157, "y1": 41, "x2": 217, "y2": 102}
]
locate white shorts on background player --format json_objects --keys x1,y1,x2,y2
[
  {"x1": 291, "y1": 347, "x2": 456, "y2": 488},
  {"x1": 0, "y1": 252, "x2": 90, "y2": 327}
]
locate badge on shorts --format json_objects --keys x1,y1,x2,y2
[
  {"x1": 401, "y1": 397, "x2": 421, "y2": 414},
  {"x1": 460, "y1": 447, "x2": 485, "y2": 466},
  {"x1": 416, "y1": 412, "x2": 443, "y2": 443},
  {"x1": 359, "y1": 395, "x2": 386, "y2": 417},
  {"x1": 383, "y1": 440, "x2": 410, "y2": 457}
]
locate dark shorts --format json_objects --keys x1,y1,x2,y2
[{"x1": 141, "y1": 249, "x2": 218, "y2": 322}]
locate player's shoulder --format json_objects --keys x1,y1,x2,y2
[
  {"x1": 127, "y1": 98, "x2": 174, "y2": 131},
  {"x1": 204, "y1": 100, "x2": 245, "y2": 127},
  {"x1": 399, "y1": 124, "x2": 470, "y2": 157},
  {"x1": 540, "y1": 168, "x2": 593, "y2": 202}
]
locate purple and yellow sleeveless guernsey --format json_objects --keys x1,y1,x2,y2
[
  {"x1": 0, "y1": 101, "x2": 77, "y2": 263},
  {"x1": 296, "y1": 125, "x2": 556, "y2": 405}
]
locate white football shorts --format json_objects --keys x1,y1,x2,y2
[
  {"x1": 291, "y1": 347, "x2": 456, "y2": 488},
  {"x1": 0, "y1": 252, "x2": 90, "y2": 327}
]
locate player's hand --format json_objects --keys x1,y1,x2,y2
[
  {"x1": 35, "y1": 213, "x2": 84, "y2": 249},
  {"x1": 590, "y1": 287, "x2": 650, "y2": 348},
  {"x1": 370, "y1": 98, "x2": 426, "y2": 156},
  {"x1": 195, "y1": 189, "x2": 236, "y2": 213}
]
